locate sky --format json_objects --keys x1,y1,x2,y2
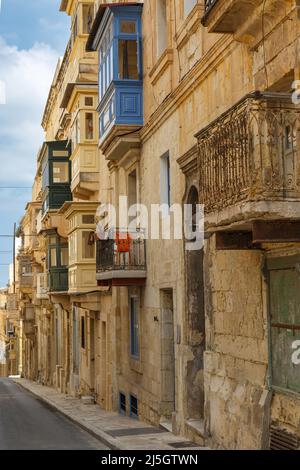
[{"x1": 0, "y1": 0, "x2": 70, "y2": 287}]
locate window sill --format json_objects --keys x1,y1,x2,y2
[
  {"x1": 175, "y1": 4, "x2": 204, "y2": 51},
  {"x1": 149, "y1": 49, "x2": 174, "y2": 86},
  {"x1": 272, "y1": 385, "x2": 300, "y2": 400}
]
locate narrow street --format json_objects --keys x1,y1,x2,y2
[{"x1": 0, "y1": 379, "x2": 108, "y2": 450}]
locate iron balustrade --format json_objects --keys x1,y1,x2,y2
[
  {"x1": 96, "y1": 229, "x2": 146, "y2": 273},
  {"x1": 196, "y1": 92, "x2": 300, "y2": 213},
  {"x1": 204, "y1": 0, "x2": 219, "y2": 12}
]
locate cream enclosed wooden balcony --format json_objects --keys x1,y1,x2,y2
[
  {"x1": 36, "y1": 273, "x2": 49, "y2": 300},
  {"x1": 18, "y1": 255, "x2": 34, "y2": 290},
  {"x1": 196, "y1": 92, "x2": 300, "y2": 229},
  {"x1": 60, "y1": 201, "x2": 99, "y2": 294},
  {"x1": 71, "y1": 145, "x2": 99, "y2": 199}
]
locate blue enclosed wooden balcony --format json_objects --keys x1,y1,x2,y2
[{"x1": 87, "y1": 4, "x2": 143, "y2": 160}]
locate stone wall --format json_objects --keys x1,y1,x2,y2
[{"x1": 204, "y1": 236, "x2": 270, "y2": 449}]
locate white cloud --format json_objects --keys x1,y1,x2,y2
[{"x1": 0, "y1": 37, "x2": 59, "y2": 184}]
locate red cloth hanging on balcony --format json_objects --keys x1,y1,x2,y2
[{"x1": 115, "y1": 232, "x2": 132, "y2": 253}]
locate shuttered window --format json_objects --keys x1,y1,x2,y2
[{"x1": 267, "y1": 255, "x2": 300, "y2": 394}]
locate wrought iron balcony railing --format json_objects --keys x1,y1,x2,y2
[
  {"x1": 96, "y1": 229, "x2": 146, "y2": 272},
  {"x1": 96, "y1": 229, "x2": 147, "y2": 286},
  {"x1": 196, "y1": 92, "x2": 300, "y2": 214},
  {"x1": 204, "y1": 0, "x2": 218, "y2": 12}
]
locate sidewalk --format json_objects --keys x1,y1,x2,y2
[{"x1": 13, "y1": 378, "x2": 208, "y2": 451}]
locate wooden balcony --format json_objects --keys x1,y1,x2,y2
[
  {"x1": 6, "y1": 294, "x2": 19, "y2": 313},
  {"x1": 96, "y1": 229, "x2": 147, "y2": 287},
  {"x1": 36, "y1": 273, "x2": 49, "y2": 300},
  {"x1": 18, "y1": 255, "x2": 33, "y2": 290},
  {"x1": 195, "y1": 92, "x2": 300, "y2": 227}
]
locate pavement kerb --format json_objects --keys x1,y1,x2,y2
[{"x1": 13, "y1": 379, "x2": 121, "y2": 450}]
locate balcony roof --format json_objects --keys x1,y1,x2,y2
[{"x1": 60, "y1": 82, "x2": 98, "y2": 109}]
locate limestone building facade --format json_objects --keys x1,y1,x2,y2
[{"x1": 8, "y1": 0, "x2": 300, "y2": 450}]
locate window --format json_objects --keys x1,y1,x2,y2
[
  {"x1": 98, "y1": 18, "x2": 114, "y2": 100},
  {"x1": 52, "y1": 162, "x2": 69, "y2": 184},
  {"x1": 130, "y1": 394, "x2": 138, "y2": 418},
  {"x1": 130, "y1": 297, "x2": 139, "y2": 358},
  {"x1": 50, "y1": 248, "x2": 57, "y2": 267},
  {"x1": 75, "y1": 117, "x2": 81, "y2": 145},
  {"x1": 60, "y1": 246, "x2": 68, "y2": 267},
  {"x1": 48, "y1": 235, "x2": 68, "y2": 269},
  {"x1": 85, "y1": 113, "x2": 94, "y2": 140},
  {"x1": 160, "y1": 152, "x2": 171, "y2": 208},
  {"x1": 82, "y1": 4, "x2": 93, "y2": 34},
  {"x1": 128, "y1": 170, "x2": 137, "y2": 224},
  {"x1": 82, "y1": 231, "x2": 95, "y2": 259},
  {"x1": 157, "y1": 0, "x2": 167, "y2": 58},
  {"x1": 81, "y1": 316, "x2": 86, "y2": 349},
  {"x1": 267, "y1": 255, "x2": 300, "y2": 394},
  {"x1": 85, "y1": 96, "x2": 93, "y2": 107},
  {"x1": 119, "y1": 392, "x2": 126, "y2": 415},
  {"x1": 184, "y1": 0, "x2": 197, "y2": 18},
  {"x1": 120, "y1": 20, "x2": 137, "y2": 34},
  {"x1": 82, "y1": 214, "x2": 95, "y2": 224},
  {"x1": 118, "y1": 40, "x2": 139, "y2": 80}
]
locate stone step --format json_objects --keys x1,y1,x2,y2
[
  {"x1": 81, "y1": 395, "x2": 95, "y2": 405},
  {"x1": 185, "y1": 419, "x2": 206, "y2": 446}
]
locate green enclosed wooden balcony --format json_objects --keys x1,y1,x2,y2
[
  {"x1": 46, "y1": 232, "x2": 69, "y2": 293},
  {"x1": 40, "y1": 140, "x2": 72, "y2": 215}
]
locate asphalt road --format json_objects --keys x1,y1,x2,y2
[{"x1": 0, "y1": 378, "x2": 108, "y2": 450}]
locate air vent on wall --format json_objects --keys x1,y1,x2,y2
[{"x1": 270, "y1": 425, "x2": 299, "y2": 450}]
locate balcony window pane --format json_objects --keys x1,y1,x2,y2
[
  {"x1": 52, "y1": 162, "x2": 69, "y2": 184},
  {"x1": 82, "y1": 214, "x2": 95, "y2": 224},
  {"x1": 118, "y1": 40, "x2": 139, "y2": 80},
  {"x1": 82, "y1": 4, "x2": 93, "y2": 34},
  {"x1": 60, "y1": 247, "x2": 68, "y2": 267},
  {"x1": 85, "y1": 113, "x2": 94, "y2": 140},
  {"x1": 50, "y1": 248, "x2": 57, "y2": 267},
  {"x1": 82, "y1": 231, "x2": 95, "y2": 259},
  {"x1": 184, "y1": 0, "x2": 197, "y2": 18},
  {"x1": 85, "y1": 96, "x2": 93, "y2": 106},
  {"x1": 120, "y1": 20, "x2": 136, "y2": 34}
]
